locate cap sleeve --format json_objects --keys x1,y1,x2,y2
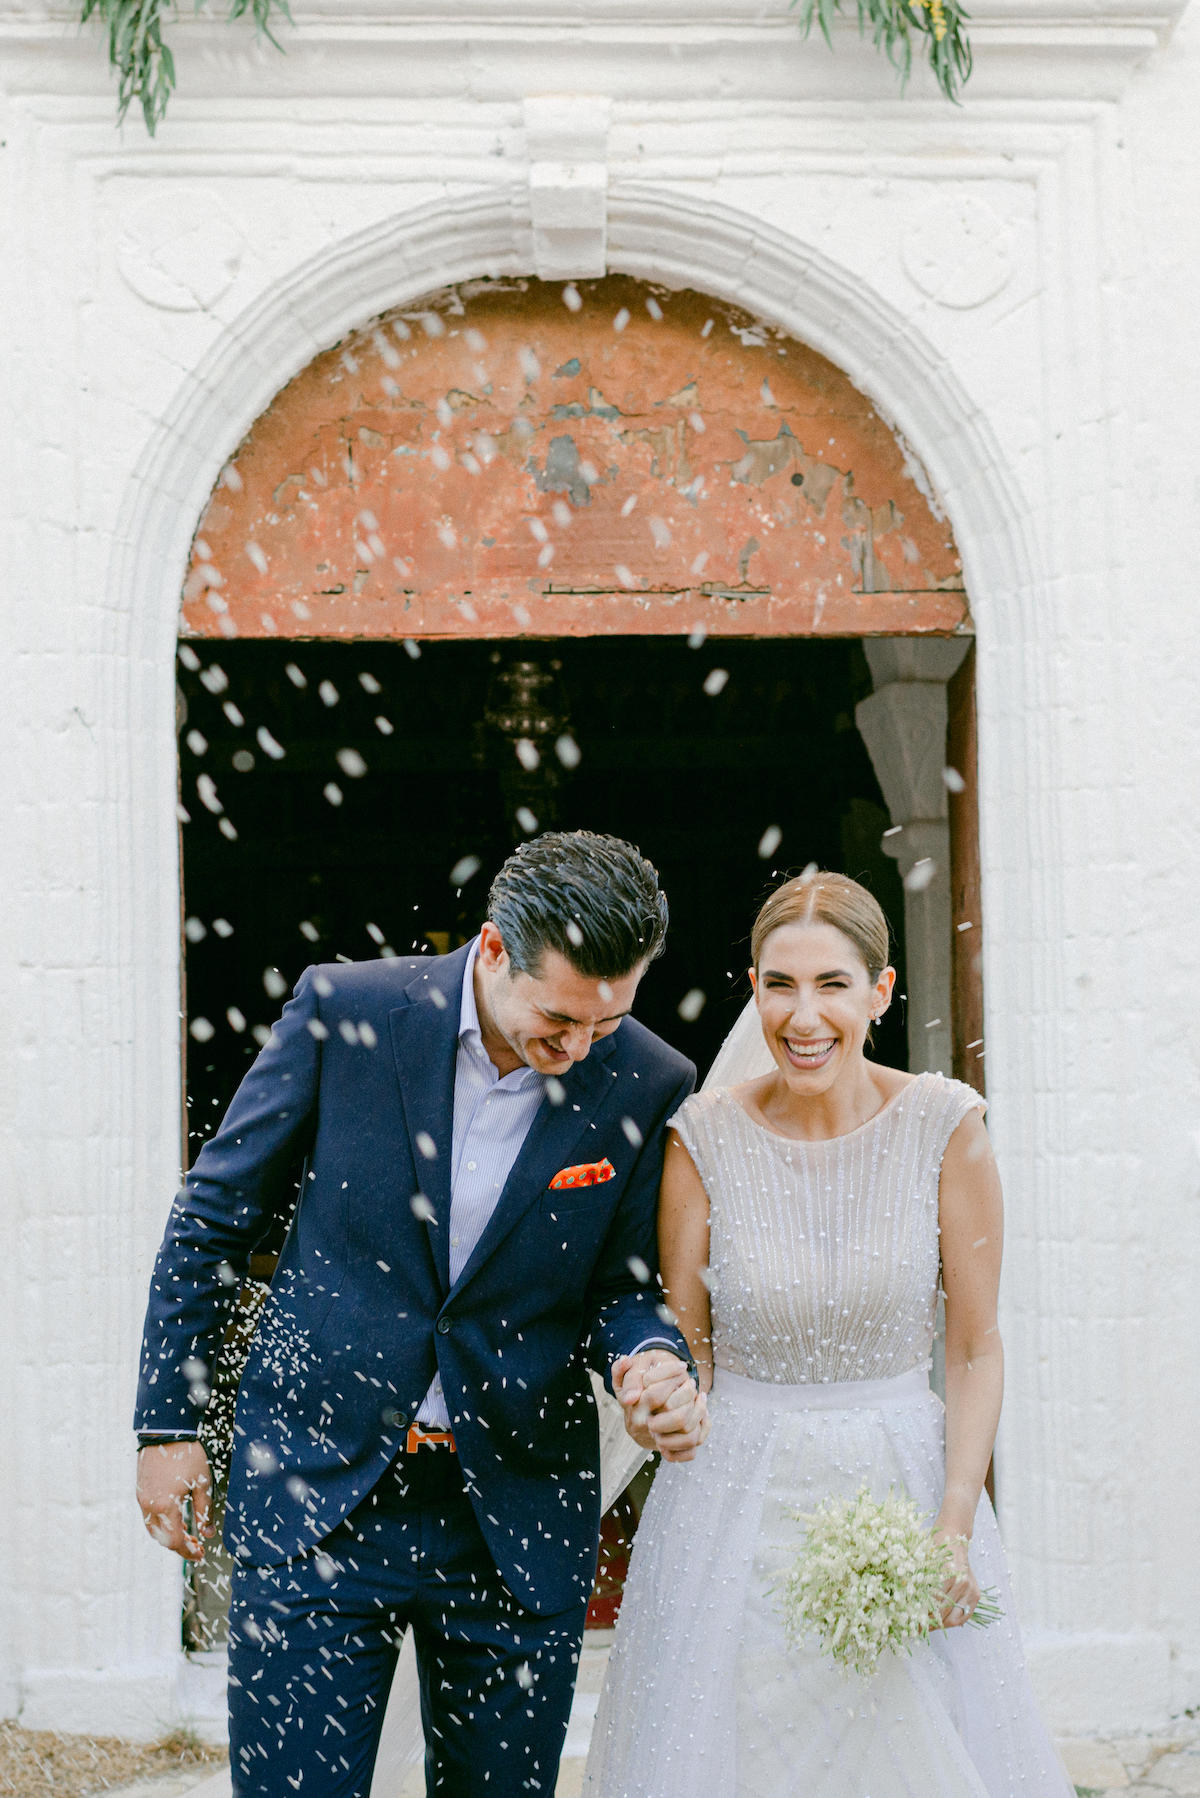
[
  {"x1": 666, "y1": 1089, "x2": 725, "y2": 1193},
  {"x1": 931, "y1": 1075, "x2": 987, "y2": 1167}
]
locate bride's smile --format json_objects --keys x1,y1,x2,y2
[{"x1": 781, "y1": 1035, "x2": 837, "y2": 1069}]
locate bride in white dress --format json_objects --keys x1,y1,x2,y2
[{"x1": 585, "y1": 869, "x2": 1073, "y2": 1798}]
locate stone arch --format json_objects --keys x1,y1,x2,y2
[{"x1": 111, "y1": 184, "x2": 1026, "y2": 1681}]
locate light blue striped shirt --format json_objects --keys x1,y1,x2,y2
[
  {"x1": 417, "y1": 940, "x2": 546, "y2": 1426},
  {"x1": 416, "y1": 940, "x2": 682, "y2": 1430}
]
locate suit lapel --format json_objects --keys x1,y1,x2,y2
[
  {"x1": 387, "y1": 945, "x2": 472, "y2": 1293},
  {"x1": 448, "y1": 1037, "x2": 618, "y2": 1300}
]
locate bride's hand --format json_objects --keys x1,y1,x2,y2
[
  {"x1": 647, "y1": 1380, "x2": 710, "y2": 1463},
  {"x1": 934, "y1": 1530, "x2": 980, "y2": 1629},
  {"x1": 612, "y1": 1350, "x2": 695, "y2": 1453}
]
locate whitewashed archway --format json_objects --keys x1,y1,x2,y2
[{"x1": 102, "y1": 183, "x2": 1061, "y2": 1733}]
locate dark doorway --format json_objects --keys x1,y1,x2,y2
[
  {"x1": 178, "y1": 633, "x2": 908, "y2": 1160},
  {"x1": 176, "y1": 632, "x2": 910, "y2": 1645}
]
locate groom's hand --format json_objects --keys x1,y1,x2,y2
[
  {"x1": 136, "y1": 1440, "x2": 214, "y2": 1561},
  {"x1": 612, "y1": 1351, "x2": 711, "y2": 1463}
]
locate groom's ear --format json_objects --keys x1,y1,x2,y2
[{"x1": 478, "y1": 920, "x2": 509, "y2": 973}]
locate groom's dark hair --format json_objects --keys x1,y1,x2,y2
[{"x1": 487, "y1": 831, "x2": 669, "y2": 980}]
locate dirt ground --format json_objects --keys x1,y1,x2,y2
[{"x1": 0, "y1": 1723, "x2": 224, "y2": 1798}]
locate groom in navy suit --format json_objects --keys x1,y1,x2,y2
[{"x1": 135, "y1": 831, "x2": 705, "y2": 1796}]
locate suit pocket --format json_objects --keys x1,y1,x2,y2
[{"x1": 538, "y1": 1186, "x2": 617, "y2": 1215}]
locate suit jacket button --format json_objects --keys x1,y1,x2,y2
[
  {"x1": 436, "y1": 1317, "x2": 452, "y2": 1335},
  {"x1": 382, "y1": 1408, "x2": 408, "y2": 1429}
]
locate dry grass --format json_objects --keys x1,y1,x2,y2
[{"x1": 0, "y1": 1722, "x2": 224, "y2": 1797}]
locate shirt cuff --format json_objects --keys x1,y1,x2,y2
[{"x1": 624, "y1": 1339, "x2": 699, "y2": 1384}]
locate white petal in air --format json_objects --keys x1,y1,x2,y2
[
  {"x1": 196, "y1": 774, "x2": 223, "y2": 814},
  {"x1": 256, "y1": 727, "x2": 285, "y2": 760},
  {"x1": 450, "y1": 854, "x2": 482, "y2": 886}
]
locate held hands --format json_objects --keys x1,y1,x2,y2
[
  {"x1": 934, "y1": 1526, "x2": 981, "y2": 1629},
  {"x1": 611, "y1": 1350, "x2": 710, "y2": 1463},
  {"x1": 136, "y1": 1440, "x2": 215, "y2": 1561}
]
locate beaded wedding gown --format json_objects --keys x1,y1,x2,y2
[{"x1": 583, "y1": 1072, "x2": 1073, "y2": 1798}]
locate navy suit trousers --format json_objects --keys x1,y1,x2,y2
[{"x1": 228, "y1": 1448, "x2": 588, "y2": 1797}]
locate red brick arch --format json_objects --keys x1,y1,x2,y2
[{"x1": 182, "y1": 277, "x2": 968, "y2": 643}]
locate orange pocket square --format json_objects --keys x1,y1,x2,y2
[{"x1": 548, "y1": 1158, "x2": 616, "y2": 1190}]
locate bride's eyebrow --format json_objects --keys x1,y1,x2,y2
[{"x1": 762, "y1": 968, "x2": 854, "y2": 982}]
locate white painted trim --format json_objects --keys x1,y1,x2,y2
[
  {"x1": 1, "y1": 1, "x2": 1186, "y2": 104},
  {"x1": 6, "y1": 0, "x2": 1186, "y2": 35}
]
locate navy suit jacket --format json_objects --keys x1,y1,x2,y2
[{"x1": 135, "y1": 945, "x2": 695, "y2": 1614}]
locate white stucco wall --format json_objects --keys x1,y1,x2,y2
[{"x1": 2, "y1": 0, "x2": 1198, "y2": 1740}]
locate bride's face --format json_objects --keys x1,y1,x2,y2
[{"x1": 750, "y1": 921, "x2": 894, "y2": 1095}]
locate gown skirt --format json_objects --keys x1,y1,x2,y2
[{"x1": 583, "y1": 1365, "x2": 1073, "y2": 1798}]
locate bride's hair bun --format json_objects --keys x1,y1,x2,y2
[{"x1": 751, "y1": 870, "x2": 890, "y2": 982}]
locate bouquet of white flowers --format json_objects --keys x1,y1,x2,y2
[{"x1": 778, "y1": 1483, "x2": 1001, "y2": 1678}]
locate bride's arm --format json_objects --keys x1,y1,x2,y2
[
  {"x1": 936, "y1": 1108, "x2": 1005, "y2": 1623},
  {"x1": 658, "y1": 1129, "x2": 714, "y2": 1394}
]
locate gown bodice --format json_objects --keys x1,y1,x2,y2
[{"x1": 671, "y1": 1072, "x2": 985, "y2": 1386}]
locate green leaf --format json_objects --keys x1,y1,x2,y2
[
  {"x1": 79, "y1": 0, "x2": 292, "y2": 131},
  {"x1": 793, "y1": 0, "x2": 972, "y2": 103}
]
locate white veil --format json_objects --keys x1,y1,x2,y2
[
  {"x1": 701, "y1": 994, "x2": 774, "y2": 1090},
  {"x1": 368, "y1": 1000, "x2": 771, "y2": 1796}
]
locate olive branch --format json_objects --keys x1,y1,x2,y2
[
  {"x1": 792, "y1": 0, "x2": 972, "y2": 102},
  {"x1": 79, "y1": 0, "x2": 292, "y2": 135}
]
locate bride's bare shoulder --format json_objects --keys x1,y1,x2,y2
[{"x1": 873, "y1": 1066, "x2": 920, "y2": 1102}]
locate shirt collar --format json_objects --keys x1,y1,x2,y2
[
  {"x1": 458, "y1": 937, "x2": 484, "y2": 1045},
  {"x1": 458, "y1": 937, "x2": 543, "y2": 1089}
]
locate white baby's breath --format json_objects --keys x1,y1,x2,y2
[{"x1": 778, "y1": 1483, "x2": 1000, "y2": 1679}]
